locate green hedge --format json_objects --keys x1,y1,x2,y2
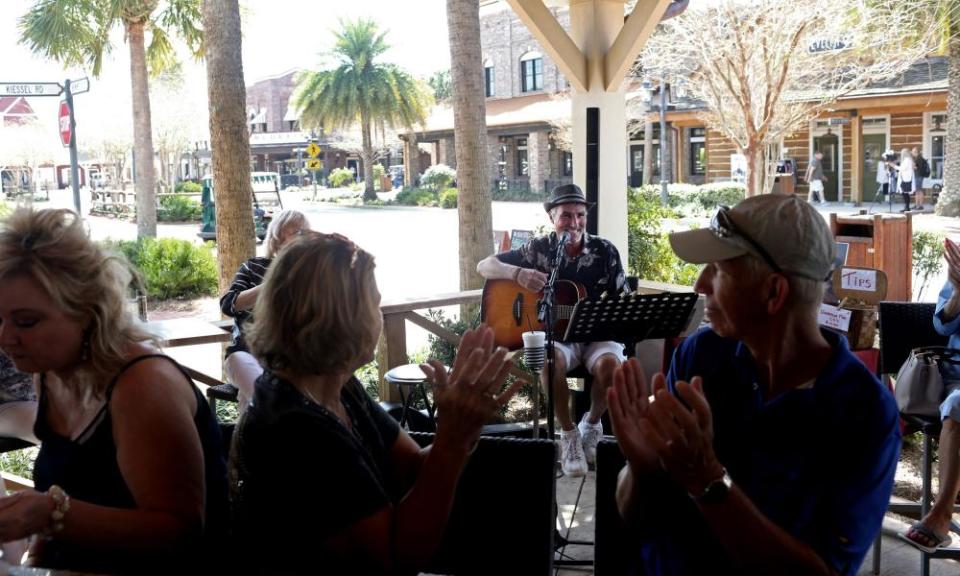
[
  {"x1": 394, "y1": 187, "x2": 437, "y2": 207},
  {"x1": 111, "y1": 238, "x2": 218, "y2": 300},
  {"x1": 328, "y1": 168, "x2": 355, "y2": 188},
  {"x1": 627, "y1": 187, "x2": 701, "y2": 286},
  {"x1": 158, "y1": 194, "x2": 202, "y2": 222},
  {"x1": 174, "y1": 181, "x2": 203, "y2": 193},
  {"x1": 439, "y1": 188, "x2": 458, "y2": 209},
  {"x1": 633, "y1": 183, "x2": 746, "y2": 217}
]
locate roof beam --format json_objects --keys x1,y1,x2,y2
[
  {"x1": 604, "y1": 0, "x2": 673, "y2": 90},
  {"x1": 504, "y1": 0, "x2": 588, "y2": 92}
]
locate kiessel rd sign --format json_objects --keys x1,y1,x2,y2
[{"x1": 0, "y1": 82, "x2": 62, "y2": 97}]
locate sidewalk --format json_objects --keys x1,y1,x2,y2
[{"x1": 553, "y1": 470, "x2": 960, "y2": 575}]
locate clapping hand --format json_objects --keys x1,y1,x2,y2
[
  {"x1": 945, "y1": 238, "x2": 960, "y2": 291},
  {"x1": 608, "y1": 362, "x2": 724, "y2": 494},
  {"x1": 420, "y1": 325, "x2": 520, "y2": 453}
]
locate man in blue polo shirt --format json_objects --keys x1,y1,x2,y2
[{"x1": 608, "y1": 195, "x2": 900, "y2": 575}]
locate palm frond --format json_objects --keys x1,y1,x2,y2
[
  {"x1": 155, "y1": 0, "x2": 203, "y2": 58},
  {"x1": 145, "y1": 23, "x2": 178, "y2": 76},
  {"x1": 18, "y1": 0, "x2": 104, "y2": 72}
]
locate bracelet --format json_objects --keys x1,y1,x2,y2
[
  {"x1": 43, "y1": 485, "x2": 70, "y2": 539},
  {"x1": 513, "y1": 267, "x2": 522, "y2": 282}
]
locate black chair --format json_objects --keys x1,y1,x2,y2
[
  {"x1": 409, "y1": 432, "x2": 556, "y2": 575},
  {"x1": 206, "y1": 383, "x2": 240, "y2": 417},
  {"x1": 872, "y1": 301, "x2": 960, "y2": 575},
  {"x1": 595, "y1": 438, "x2": 637, "y2": 575}
]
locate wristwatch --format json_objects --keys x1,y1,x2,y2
[{"x1": 693, "y1": 468, "x2": 732, "y2": 505}]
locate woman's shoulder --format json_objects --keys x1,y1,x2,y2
[{"x1": 108, "y1": 348, "x2": 194, "y2": 405}]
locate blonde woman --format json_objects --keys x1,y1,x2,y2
[
  {"x1": 898, "y1": 147, "x2": 915, "y2": 212},
  {"x1": 230, "y1": 233, "x2": 519, "y2": 574},
  {"x1": 219, "y1": 210, "x2": 309, "y2": 411},
  {"x1": 0, "y1": 209, "x2": 227, "y2": 571}
]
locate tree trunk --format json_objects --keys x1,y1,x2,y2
[
  {"x1": 642, "y1": 119, "x2": 654, "y2": 186},
  {"x1": 937, "y1": 32, "x2": 960, "y2": 216},
  {"x1": 448, "y1": 0, "x2": 493, "y2": 320},
  {"x1": 202, "y1": 0, "x2": 256, "y2": 294},
  {"x1": 126, "y1": 20, "x2": 157, "y2": 238},
  {"x1": 745, "y1": 145, "x2": 764, "y2": 197},
  {"x1": 361, "y1": 116, "x2": 376, "y2": 201}
]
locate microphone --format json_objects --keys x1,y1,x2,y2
[
  {"x1": 522, "y1": 331, "x2": 546, "y2": 374},
  {"x1": 558, "y1": 232, "x2": 570, "y2": 246}
]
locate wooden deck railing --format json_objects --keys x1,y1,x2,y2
[{"x1": 374, "y1": 279, "x2": 695, "y2": 402}]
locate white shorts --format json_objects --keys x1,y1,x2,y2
[
  {"x1": 553, "y1": 340, "x2": 625, "y2": 374},
  {"x1": 810, "y1": 180, "x2": 824, "y2": 193}
]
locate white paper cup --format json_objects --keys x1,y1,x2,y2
[{"x1": 522, "y1": 330, "x2": 545, "y2": 348}]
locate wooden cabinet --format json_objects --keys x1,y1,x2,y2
[{"x1": 829, "y1": 212, "x2": 912, "y2": 301}]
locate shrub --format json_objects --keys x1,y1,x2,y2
[
  {"x1": 695, "y1": 182, "x2": 747, "y2": 213},
  {"x1": 328, "y1": 167, "x2": 355, "y2": 188},
  {"x1": 174, "y1": 181, "x2": 203, "y2": 193},
  {"x1": 913, "y1": 230, "x2": 946, "y2": 301},
  {"x1": 491, "y1": 186, "x2": 546, "y2": 203},
  {"x1": 394, "y1": 187, "x2": 437, "y2": 207},
  {"x1": 627, "y1": 187, "x2": 701, "y2": 286},
  {"x1": 110, "y1": 237, "x2": 218, "y2": 300},
  {"x1": 158, "y1": 194, "x2": 202, "y2": 222},
  {"x1": 421, "y1": 164, "x2": 456, "y2": 192},
  {"x1": 439, "y1": 187, "x2": 458, "y2": 209}
]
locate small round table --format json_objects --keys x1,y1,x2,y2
[{"x1": 384, "y1": 364, "x2": 436, "y2": 431}]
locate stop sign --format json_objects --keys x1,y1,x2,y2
[{"x1": 58, "y1": 100, "x2": 71, "y2": 147}]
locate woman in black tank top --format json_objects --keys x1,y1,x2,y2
[{"x1": 0, "y1": 209, "x2": 226, "y2": 573}]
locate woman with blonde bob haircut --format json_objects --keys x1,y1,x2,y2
[
  {"x1": 220, "y1": 209, "x2": 309, "y2": 411},
  {"x1": 231, "y1": 232, "x2": 521, "y2": 574},
  {"x1": 0, "y1": 209, "x2": 227, "y2": 571}
]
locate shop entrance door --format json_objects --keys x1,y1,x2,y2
[{"x1": 813, "y1": 131, "x2": 840, "y2": 201}]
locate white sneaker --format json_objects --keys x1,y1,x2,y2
[
  {"x1": 578, "y1": 417, "x2": 603, "y2": 467},
  {"x1": 560, "y1": 428, "x2": 588, "y2": 477}
]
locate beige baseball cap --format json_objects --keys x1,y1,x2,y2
[{"x1": 668, "y1": 195, "x2": 835, "y2": 281}]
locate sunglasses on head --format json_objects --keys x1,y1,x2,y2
[{"x1": 710, "y1": 206, "x2": 783, "y2": 274}]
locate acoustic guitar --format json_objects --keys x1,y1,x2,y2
[{"x1": 480, "y1": 278, "x2": 587, "y2": 350}]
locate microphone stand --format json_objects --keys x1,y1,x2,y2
[{"x1": 538, "y1": 234, "x2": 566, "y2": 440}]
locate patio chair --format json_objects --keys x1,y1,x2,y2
[
  {"x1": 409, "y1": 432, "x2": 556, "y2": 575},
  {"x1": 872, "y1": 301, "x2": 960, "y2": 576},
  {"x1": 595, "y1": 438, "x2": 635, "y2": 575}
]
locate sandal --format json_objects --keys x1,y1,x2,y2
[{"x1": 899, "y1": 522, "x2": 952, "y2": 553}]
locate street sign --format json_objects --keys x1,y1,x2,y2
[
  {"x1": 306, "y1": 158, "x2": 322, "y2": 170},
  {"x1": 58, "y1": 101, "x2": 72, "y2": 147},
  {"x1": 69, "y1": 77, "x2": 90, "y2": 95},
  {"x1": 306, "y1": 142, "x2": 321, "y2": 158},
  {"x1": 828, "y1": 117, "x2": 850, "y2": 126},
  {"x1": 0, "y1": 82, "x2": 62, "y2": 97}
]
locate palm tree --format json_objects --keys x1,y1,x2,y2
[
  {"x1": 294, "y1": 18, "x2": 433, "y2": 202},
  {"x1": 201, "y1": 0, "x2": 255, "y2": 293},
  {"x1": 447, "y1": 0, "x2": 493, "y2": 316},
  {"x1": 933, "y1": 1, "x2": 960, "y2": 216},
  {"x1": 19, "y1": 0, "x2": 203, "y2": 238}
]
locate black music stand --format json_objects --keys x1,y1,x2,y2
[{"x1": 563, "y1": 291, "x2": 699, "y2": 345}]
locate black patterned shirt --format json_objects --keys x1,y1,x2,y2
[
  {"x1": 0, "y1": 352, "x2": 34, "y2": 403},
  {"x1": 496, "y1": 231, "x2": 627, "y2": 300},
  {"x1": 219, "y1": 256, "x2": 271, "y2": 357}
]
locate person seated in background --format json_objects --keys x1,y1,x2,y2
[
  {"x1": 900, "y1": 237, "x2": 960, "y2": 553},
  {"x1": 0, "y1": 351, "x2": 38, "y2": 443},
  {"x1": 220, "y1": 209, "x2": 309, "y2": 412},
  {"x1": 0, "y1": 208, "x2": 227, "y2": 572},
  {"x1": 609, "y1": 195, "x2": 900, "y2": 575},
  {"x1": 230, "y1": 232, "x2": 519, "y2": 574},
  {"x1": 476, "y1": 183, "x2": 628, "y2": 477}
]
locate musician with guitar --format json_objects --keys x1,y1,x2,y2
[{"x1": 476, "y1": 184, "x2": 627, "y2": 477}]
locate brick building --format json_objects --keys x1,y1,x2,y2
[{"x1": 410, "y1": 1, "x2": 948, "y2": 205}]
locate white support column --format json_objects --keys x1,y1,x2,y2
[{"x1": 570, "y1": 0, "x2": 628, "y2": 259}]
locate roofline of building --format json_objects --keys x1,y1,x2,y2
[{"x1": 247, "y1": 68, "x2": 302, "y2": 87}]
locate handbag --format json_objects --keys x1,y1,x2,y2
[{"x1": 895, "y1": 346, "x2": 960, "y2": 417}]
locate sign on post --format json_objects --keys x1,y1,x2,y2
[
  {"x1": 0, "y1": 82, "x2": 62, "y2": 97},
  {"x1": 58, "y1": 100, "x2": 72, "y2": 147},
  {"x1": 69, "y1": 77, "x2": 90, "y2": 95},
  {"x1": 306, "y1": 158, "x2": 322, "y2": 170},
  {"x1": 306, "y1": 142, "x2": 321, "y2": 158}
]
